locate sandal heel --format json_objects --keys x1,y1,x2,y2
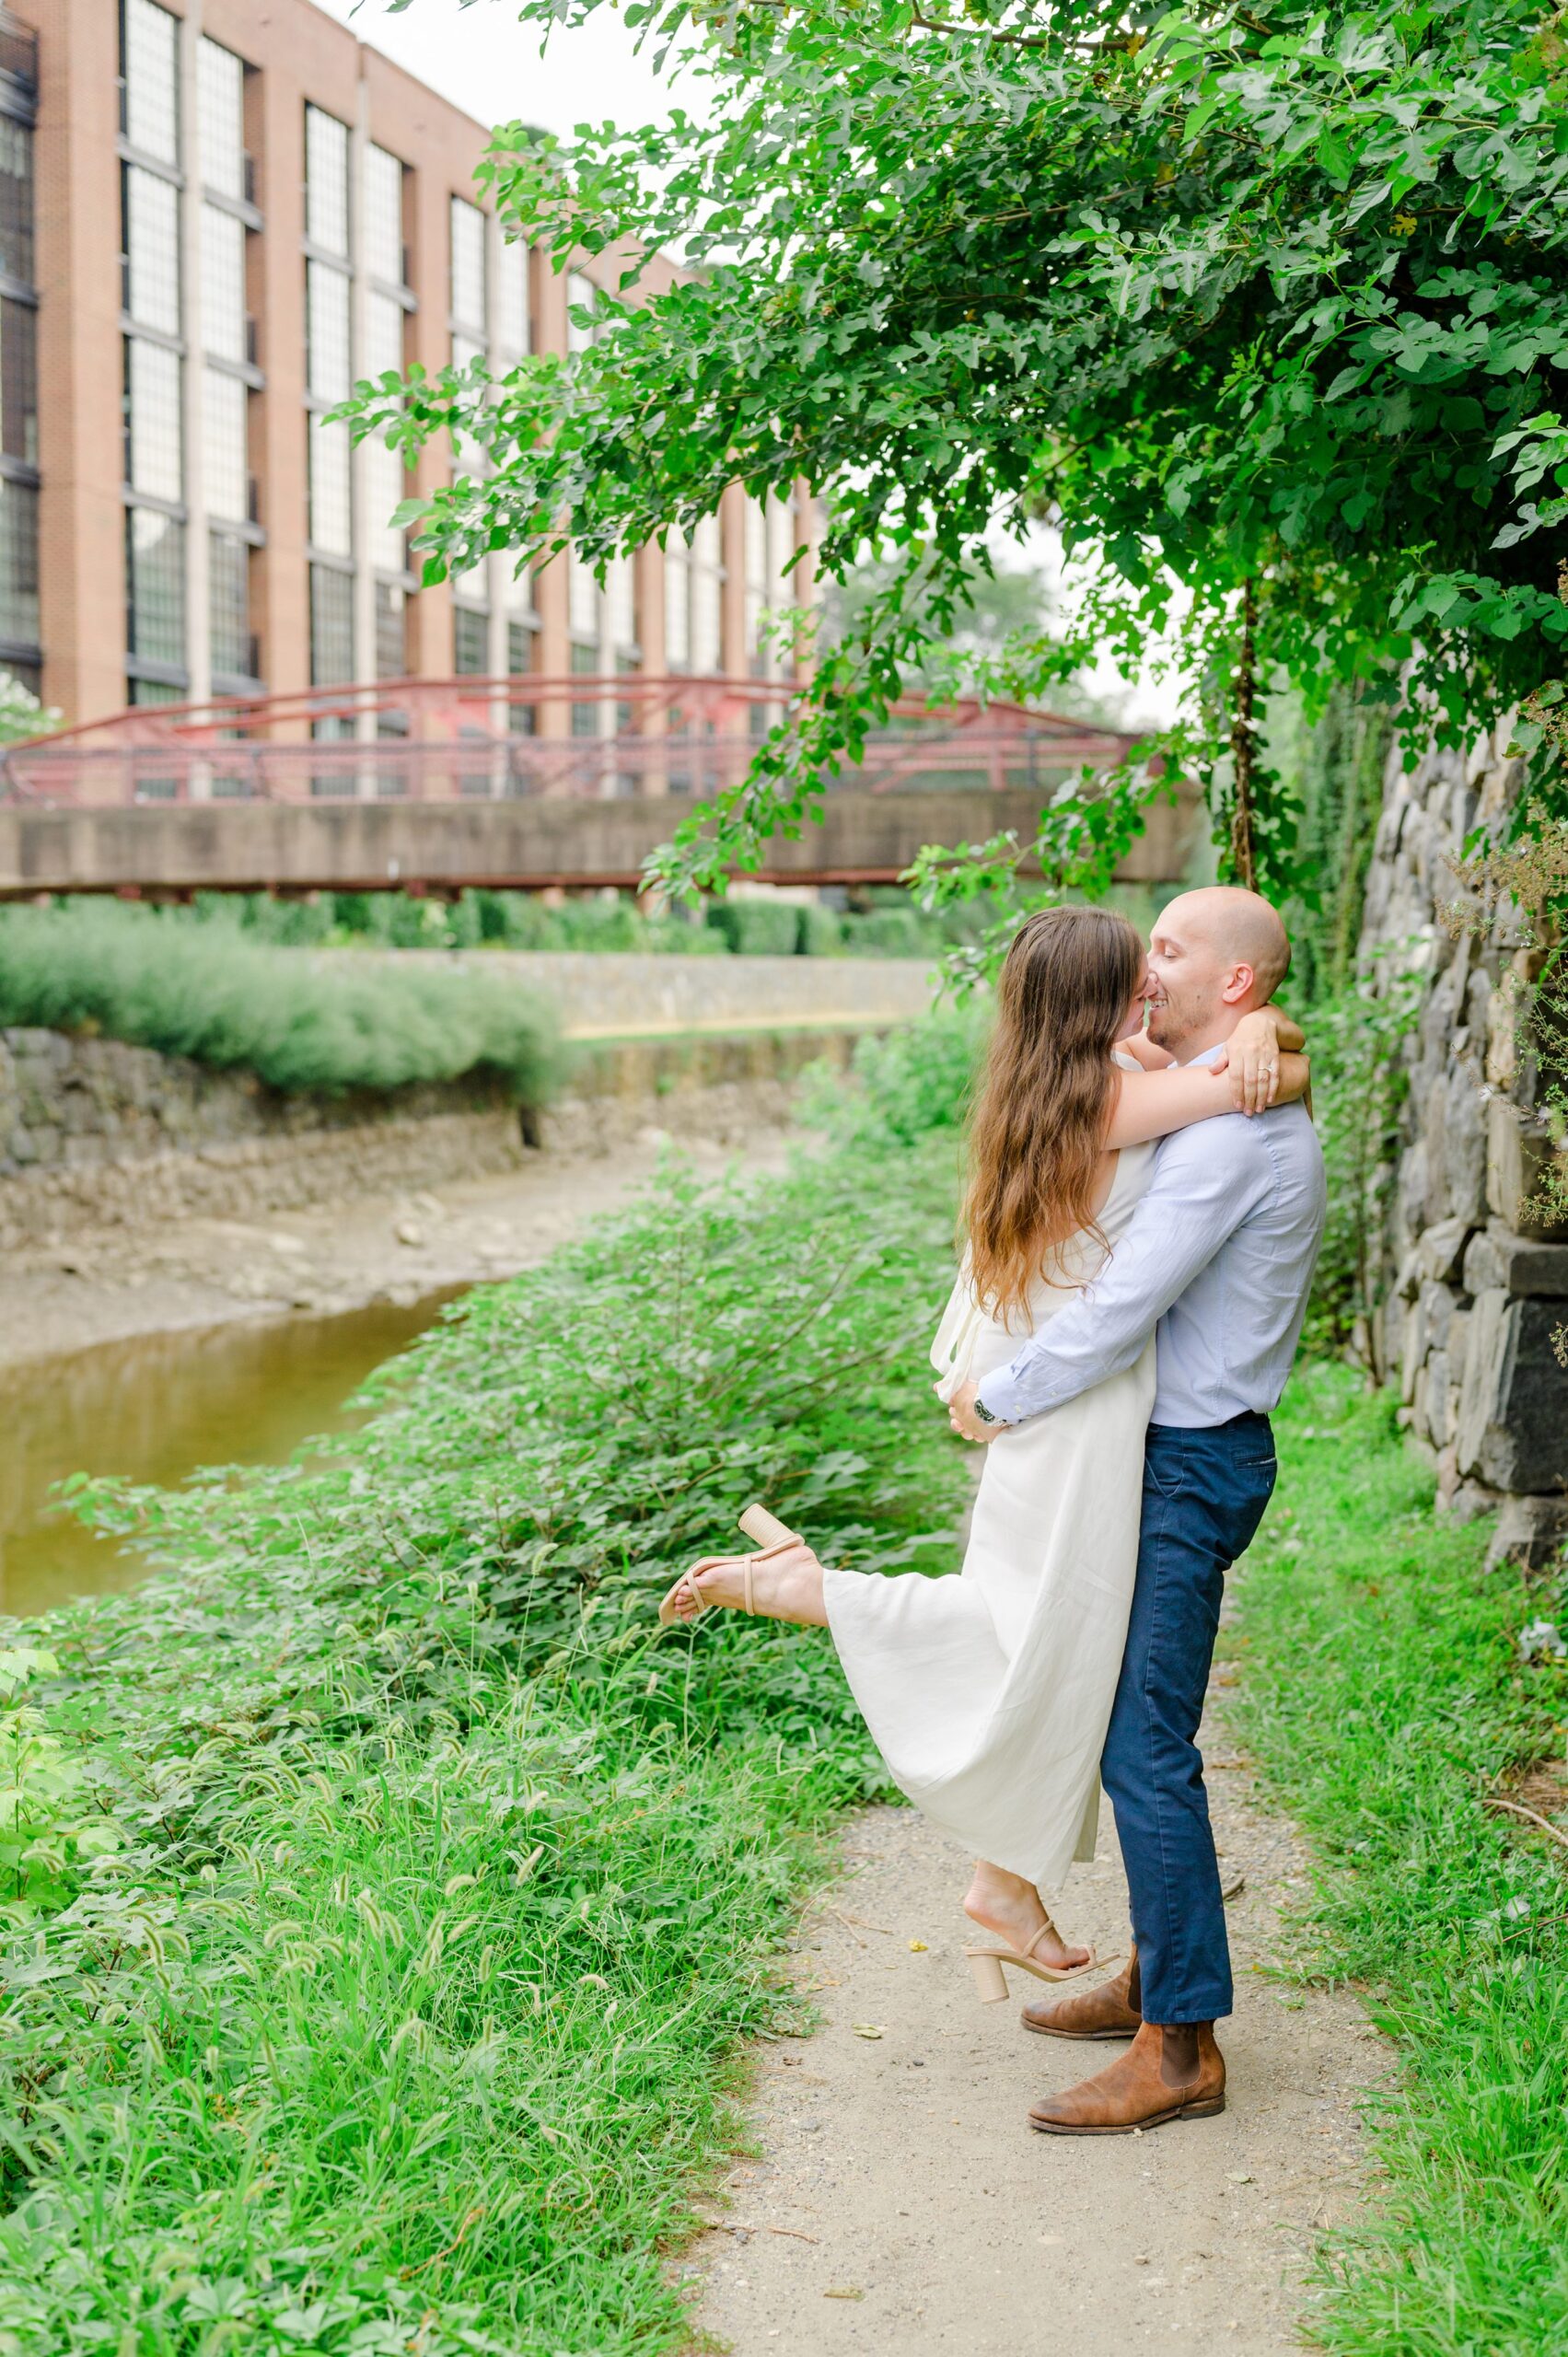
[
  {"x1": 738, "y1": 1504, "x2": 796, "y2": 1548},
  {"x1": 966, "y1": 1950, "x2": 1010, "y2": 2004}
]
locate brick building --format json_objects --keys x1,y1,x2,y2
[{"x1": 6, "y1": 0, "x2": 807, "y2": 731}]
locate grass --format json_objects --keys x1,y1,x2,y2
[
  {"x1": 0, "y1": 902, "x2": 562, "y2": 1100},
  {"x1": 1235, "y1": 1361, "x2": 1568, "y2": 2356},
  {"x1": 0, "y1": 1100, "x2": 971, "y2": 2354},
  {"x1": 8, "y1": 987, "x2": 1562, "y2": 2352}
]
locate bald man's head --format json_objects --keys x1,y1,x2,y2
[{"x1": 1144, "y1": 887, "x2": 1292, "y2": 1056}]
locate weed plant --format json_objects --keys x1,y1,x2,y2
[
  {"x1": 1235, "y1": 1363, "x2": 1568, "y2": 2355},
  {"x1": 0, "y1": 903, "x2": 562, "y2": 1101},
  {"x1": 0, "y1": 1120, "x2": 970, "y2": 2352}
]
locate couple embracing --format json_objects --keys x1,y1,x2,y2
[{"x1": 662, "y1": 887, "x2": 1326, "y2": 2137}]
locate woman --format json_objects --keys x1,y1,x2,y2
[{"x1": 658, "y1": 907, "x2": 1307, "y2": 1996}]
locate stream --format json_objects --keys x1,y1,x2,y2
[{"x1": 0, "y1": 1291, "x2": 465, "y2": 1621}]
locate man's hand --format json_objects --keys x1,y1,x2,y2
[
  {"x1": 948, "y1": 1377, "x2": 1005, "y2": 1444},
  {"x1": 1218, "y1": 1005, "x2": 1307, "y2": 1115}
]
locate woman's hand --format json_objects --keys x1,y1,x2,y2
[{"x1": 1216, "y1": 1008, "x2": 1297, "y2": 1114}]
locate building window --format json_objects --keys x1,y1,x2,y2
[
  {"x1": 365, "y1": 286, "x2": 403, "y2": 383},
  {"x1": 209, "y1": 529, "x2": 252, "y2": 679},
  {"x1": 496, "y1": 239, "x2": 529, "y2": 356},
  {"x1": 364, "y1": 144, "x2": 405, "y2": 287},
  {"x1": 122, "y1": 0, "x2": 179, "y2": 167},
  {"x1": 202, "y1": 366, "x2": 248, "y2": 524},
  {"x1": 122, "y1": 164, "x2": 180, "y2": 335},
  {"x1": 506, "y1": 617, "x2": 535, "y2": 734},
  {"x1": 126, "y1": 506, "x2": 185, "y2": 666},
  {"x1": 200, "y1": 203, "x2": 247, "y2": 363},
  {"x1": 124, "y1": 337, "x2": 183, "y2": 502},
  {"x1": 449, "y1": 195, "x2": 486, "y2": 339},
  {"x1": 691, "y1": 514, "x2": 724, "y2": 673},
  {"x1": 305, "y1": 106, "x2": 350, "y2": 257},
  {"x1": 309, "y1": 561, "x2": 353, "y2": 686},
  {"x1": 308, "y1": 416, "x2": 352, "y2": 554},
  {"x1": 307, "y1": 259, "x2": 351, "y2": 403},
  {"x1": 570, "y1": 638, "x2": 598, "y2": 737},
  {"x1": 0, "y1": 116, "x2": 33, "y2": 284},
  {"x1": 375, "y1": 579, "x2": 405, "y2": 679},
  {"x1": 196, "y1": 36, "x2": 245, "y2": 202},
  {"x1": 606, "y1": 553, "x2": 636, "y2": 654},
  {"x1": 0, "y1": 477, "x2": 38, "y2": 645},
  {"x1": 567, "y1": 549, "x2": 598, "y2": 641},
  {"x1": 745, "y1": 496, "x2": 767, "y2": 674},
  {"x1": 128, "y1": 677, "x2": 183, "y2": 706},
  {"x1": 0, "y1": 297, "x2": 36, "y2": 466},
  {"x1": 665, "y1": 533, "x2": 691, "y2": 669},
  {"x1": 363, "y1": 445, "x2": 405, "y2": 580},
  {"x1": 454, "y1": 604, "x2": 488, "y2": 675},
  {"x1": 565, "y1": 269, "x2": 595, "y2": 356}
]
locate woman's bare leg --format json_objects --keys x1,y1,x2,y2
[
  {"x1": 965, "y1": 1859, "x2": 1091, "y2": 1972},
  {"x1": 663, "y1": 1539, "x2": 830, "y2": 1628}
]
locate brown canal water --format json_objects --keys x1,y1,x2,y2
[{"x1": 0, "y1": 1292, "x2": 465, "y2": 1621}]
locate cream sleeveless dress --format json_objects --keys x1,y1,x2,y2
[{"x1": 820, "y1": 1123, "x2": 1157, "y2": 1891}]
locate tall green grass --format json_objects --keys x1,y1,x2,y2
[
  {"x1": 1235, "y1": 1364, "x2": 1568, "y2": 2355},
  {"x1": 0, "y1": 1125, "x2": 969, "y2": 2353},
  {"x1": 0, "y1": 902, "x2": 562, "y2": 1099}
]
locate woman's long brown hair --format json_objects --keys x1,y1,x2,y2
[{"x1": 963, "y1": 904, "x2": 1145, "y2": 1324}]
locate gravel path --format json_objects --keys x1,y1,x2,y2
[{"x1": 686, "y1": 1705, "x2": 1381, "y2": 2355}]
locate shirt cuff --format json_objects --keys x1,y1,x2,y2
[{"x1": 975, "y1": 1367, "x2": 1027, "y2": 1425}]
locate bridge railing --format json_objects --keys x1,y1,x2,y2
[{"x1": 0, "y1": 677, "x2": 1140, "y2": 808}]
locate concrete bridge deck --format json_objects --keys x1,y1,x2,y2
[{"x1": 0, "y1": 786, "x2": 1195, "y2": 900}]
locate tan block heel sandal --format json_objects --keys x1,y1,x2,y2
[
  {"x1": 656, "y1": 1503, "x2": 801, "y2": 1627},
  {"x1": 964, "y1": 1923, "x2": 1103, "y2": 2003}
]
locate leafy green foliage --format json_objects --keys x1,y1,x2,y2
[
  {"x1": 54, "y1": 888, "x2": 960, "y2": 960},
  {"x1": 801, "y1": 1002, "x2": 984, "y2": 1152},
  {"x1": 1295, "y1": 961, "x2": 1422, "y2": 1371},
  {"x1": 341, "y1": 0, "x2": 1568, "y2": 909},
  {"x1": 0, "y1": 1646, "x2": 121, "y2": 1920},
  {"x1": 1236, "y1": 1364, "x2": 1568, "y2": 2353},
  {"x1": 0, "y1": 671, "x2": 58, "y2": 749},
  {"x1": 703, "y1": 894, "x2": 801, "y2": 955},
  {"x1": 1269, "y1": 681, "x2": 1399, "y2": 1007},
  {"x1": 0, "y1": 903, "x2": 563, "y2": 1101},
  {"x1": 0, "y1": 1130, "x2": 971, "y2": 2352}
]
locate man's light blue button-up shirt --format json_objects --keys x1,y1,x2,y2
[{"x1": 974, "y1": 1080, "x2": 1327, "y2": 1432}]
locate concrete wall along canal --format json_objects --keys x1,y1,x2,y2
[{"x1": 0, "y1": 952, "x2": 935, "y2": 1248}]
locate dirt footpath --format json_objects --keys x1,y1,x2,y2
[{"x1": 687, "y1": 1721, "x2": 1379, "y2": 2356}]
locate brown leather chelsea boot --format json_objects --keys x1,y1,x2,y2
[
  {"x1": 1027, "y1": 2021, "x2": 1225, "y2": 2135},
  {"x1": 1021, "y1": 1947, "x2": 1142, "y2": 2041}
]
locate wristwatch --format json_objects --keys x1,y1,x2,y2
[{"x1": 972, "y1": 1395, "x2": 1005, "y2": 1426}]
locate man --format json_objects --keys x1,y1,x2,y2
[{"x1": 948, "y1": 885, "x2": 1326, "y2": 2134}]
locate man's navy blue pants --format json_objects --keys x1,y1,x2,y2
[{"x1": 1100, "y1": 1412, "x2": 1278, "y2": 2026}]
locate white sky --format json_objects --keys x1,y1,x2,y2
[{"x1": 310, "y1": 0, "x2": 692, "y2": 143}]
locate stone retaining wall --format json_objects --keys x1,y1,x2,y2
[
  {"x1": 0, "y1": 1022, "x2": 867, "y2": 1249},
  {"x1": 1360, "y1": 720, "x2": 1568, "y2": 1567}
]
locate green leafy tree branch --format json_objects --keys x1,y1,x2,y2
[{"x1": 344, "y1": 0, "x2": 1568, "y2": 911}]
